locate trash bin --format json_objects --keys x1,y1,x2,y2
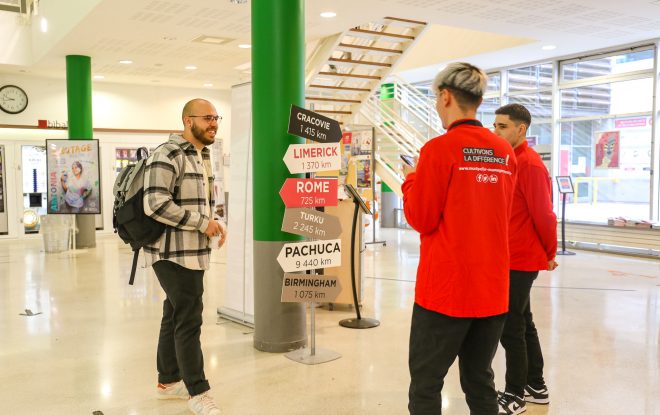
[{"x1": 40, "y1": 215, "x2": 71, "y2": 253}]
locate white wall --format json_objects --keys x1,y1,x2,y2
[
  {"x1": 0, "y1": 11, "x2": 31, "y2": 66},
  {"x1": 0, "y1": 73, "x2": 232, "y2": 238},
  {"x1": 0, "y1": 73, "x2": 231, "y2": 132}
]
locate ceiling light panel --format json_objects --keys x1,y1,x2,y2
[{"x1": 192, "y1": 35, "x2": 234, "y2": 45}]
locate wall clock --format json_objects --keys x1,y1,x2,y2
[{"x1": 0, "y1": 85, "x2": 29, "y2": 114}]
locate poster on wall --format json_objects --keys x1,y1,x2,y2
[
  {"x1": 46, "y1": 139, "x2": 101, "y2": 214},
  {"x1": 355, "y1": 156, "x2": 372, "y2": 189},
  {"x1": 594, "y1": 131, "x2": 620, "y2": 169}
]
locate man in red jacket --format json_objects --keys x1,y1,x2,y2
[
  {"x1": 493, "y1": 104, "x2": 557, "y2": 415},
  {"x1": 403, "y1": 62, "x2": 517, "y2": 415}
]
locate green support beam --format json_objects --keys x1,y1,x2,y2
[{"x1": 251, "y1": 0, "x2": 307, "y2": 352}]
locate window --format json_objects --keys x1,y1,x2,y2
[
  {"x1": 561, "y1": 78, "x2": 653, "y2": 118},
  {"x1": 508, "y1": 91, "x2": 553, "y2": 120},
  {"x1": 558, "y1": 48, "x2": 655, "y2": 223},
  {"x1": 486, "y1": 72, "x2": 501, "y2": 94},
  {"x1": 507, "y1": 63, "x2": 553, "y2": 92},
  {"x1": 560, "y1": 49, "x2": 654, "y2": 82},
  {"x1": 478, "y1": 97, "x2": 500, "y2": 128}
]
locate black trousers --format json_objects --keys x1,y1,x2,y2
[
  {"x1": 408, "y1": 303, "x2": 506, "y2": 415},
  {"x1": 153, "y1": 260, "x2": 210, "y2": 396},
  {"x1": 500, "y1": 270, "x2": 545, "y2": 397}
]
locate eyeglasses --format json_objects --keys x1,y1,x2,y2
[{"x1": 188, "y1": 115, "x2": 222, "y2": 123}]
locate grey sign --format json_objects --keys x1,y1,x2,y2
[
  {"x1": 281, "y1": 273, "x2": 342, "y2": 303},
  {"x1": 281, "y1": 208, "x2": 342, "y2": 240}
]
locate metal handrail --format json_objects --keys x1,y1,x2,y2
[
  {"x1": 361, "y1": 95, "x2": 426, "y2": 154},
  {"x1": 390, "y1": 75, "x2": 443, "y2": 137}
]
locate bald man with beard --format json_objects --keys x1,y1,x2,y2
[{"x1": 143, "y1": 99, "x2": 226, "y2": 415}]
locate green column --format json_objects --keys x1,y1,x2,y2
[
  {"x1": 65, "y1": 55, "x2": 96, "y2": 248},
  {"x1": 252, "y1": 0, "x2": 306, "y2": 352},
  {"x1": 66, "y1": 55, "x2": 93, "y2": 139}
]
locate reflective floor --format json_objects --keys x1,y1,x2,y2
[{"x1": 0, "y1": 228, "x2": 658, "y2": 414}]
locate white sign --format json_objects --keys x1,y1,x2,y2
[
  {"x1": 277, "y1": 239, "x2": 342, "y2": 272},
  {"x1": 283, "y1": 142, "x2": 341, "y2": 174}
]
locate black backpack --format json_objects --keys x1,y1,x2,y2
[{"x1": 112, "y1": 145, "x2": 185, "y2": 284}]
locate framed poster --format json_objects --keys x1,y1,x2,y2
[
  {"x1": 46, "y1": 139, "x2": 101, "y2": 214},
  {"x1": 594, "y1": 131, "x2": 620, "y2": 169},
  {"x1": 556, "y1": 176, "x2": 574, "y2": 194}
]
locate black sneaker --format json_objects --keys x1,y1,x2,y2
[
  {"x1": 497, "y1": 392, "x2": 526, "y2": 415},
  {"x1": 524, "y1": 384, "x2": 550, "y2": 404}
]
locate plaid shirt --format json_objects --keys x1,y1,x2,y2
[{"x1": 143, "y1": 134, "x2": 214, "y2": 270}]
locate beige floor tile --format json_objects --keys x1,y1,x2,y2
[{"x1": 0, "y1": 228, "x2": 658, "y2": 414}]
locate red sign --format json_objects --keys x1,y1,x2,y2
[
  {"x1": 279, "y1": 178, "x2": 338, "y2": 208},
  {"x1": 614, "y1": 118, "x2": 646, "y2": 129},
  {"x1": 342, "y1": 132, "x2": 352, "y2": 144}
]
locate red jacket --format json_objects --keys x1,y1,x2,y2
[
  {"x1": 509, "y1": 141, "x2": 557, "y2": 271},
  {"x1": 403, "y1": 119, "x2": 517, "y2": 317}
]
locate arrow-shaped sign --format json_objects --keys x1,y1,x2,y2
[
  {"x1": 277, "y1": 239, "x2": 342, "y2": 272},
  {"x1": 282, "y1": 208, "x2": 342, "y2": 240},
  {"x1": 281, "y1": 273, "x2": 342, "y2": 303},
  {"x1": 283, "y1": 142, "x2": 341, "y2": 174},
  {"x1": 288, "y1": 104, "x2": 342, "y2": 143},
  {"x1": 279, "y1": 178, "x2": 338, "y2": 208}
]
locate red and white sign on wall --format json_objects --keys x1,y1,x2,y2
[
  {"x1": 342, "y1": 132, "x2": 352, "y2": 145},
  {"x1": 614, "y1": 118, "x2": 647, "y2": 129},
  {"x1": 279, "y1": 178, "x2": 338, "y2": 208}
]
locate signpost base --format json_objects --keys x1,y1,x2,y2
[
  {"x1": 557, "y1": 250, "x2": 576, "y2": 256},
  {"x1": 339, "y1": 317, "x2": 380, "y2": 329},
  {"x1": 285, "y1": 347, "x2": 341, "y2": 365}
]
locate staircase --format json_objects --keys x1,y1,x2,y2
[
  {"x1": 305, "y1": 17, "x2": 428, "y2": 125},
  {"x1": 304, "y1": 17, "x2": 441, "y2": 197},
  {"x1": 360, "y1": 77, "x2": 443, "y2": 196}
]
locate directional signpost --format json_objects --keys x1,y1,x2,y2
[
  {"x1": 281, "y1": 273, "x2": 342, "y2": 303},
  {"x1": 288, "y1": 104, "x2": 342, "y2": 144},
  {"x1": 282, "y1": 105, "x2": 343, "y2": 365},
  {"x1": 279, "y1": 178, "x2": 338, "y2": 208},
  {"x1": 281, "y1": 208, "x2": 342, "y2": 240},
  {"x1": 277, "y1": 239, "x2": 342, "y2": 273},
  {"x1": 283, "y1": 142, "x2": 341, "y2": 174}
]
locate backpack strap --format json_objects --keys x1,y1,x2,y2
[
  {"x1": 162, "y1": 144, "x2": 187, "y2": 260},
  {"x1": 128, "y1": 250, "x2": 140, "y2": 285}
]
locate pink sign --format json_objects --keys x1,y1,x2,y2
[{"x1": 614, "y1": 118, "x2": 646, "y2": 129}]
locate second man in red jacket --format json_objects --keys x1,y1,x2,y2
[{"x1": 493, "y1": 103, "x2": 557, "y2": 415}]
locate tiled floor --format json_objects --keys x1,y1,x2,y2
[{"x1": 0, "y1": 228, "x2": 658, "y2": 414}]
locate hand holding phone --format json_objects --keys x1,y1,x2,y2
[{"x1": 400, "y1": 154, "x2": 415, "y2": 166}]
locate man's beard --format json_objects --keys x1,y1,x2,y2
[{"x1": 191, "y1": 123, "x2": 216, "y2": 146}]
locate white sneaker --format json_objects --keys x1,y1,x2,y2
[
  {"x1": 188, "y1": 391, "x2": 222, "y2": 415},
  {"x1": 157, "y1": 381, "x2": 189, "y2": 400}
]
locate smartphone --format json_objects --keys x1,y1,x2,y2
[{"x1": 400, "y1": 154, "x2": 415, "y2": 166}]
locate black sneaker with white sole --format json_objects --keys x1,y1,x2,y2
[
  {"x1": 524, "y1": 385, "x2": 550, "y2": 404},
  {"x1": 497, "y1": 392, "x2": 526, "y2": 415}
]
